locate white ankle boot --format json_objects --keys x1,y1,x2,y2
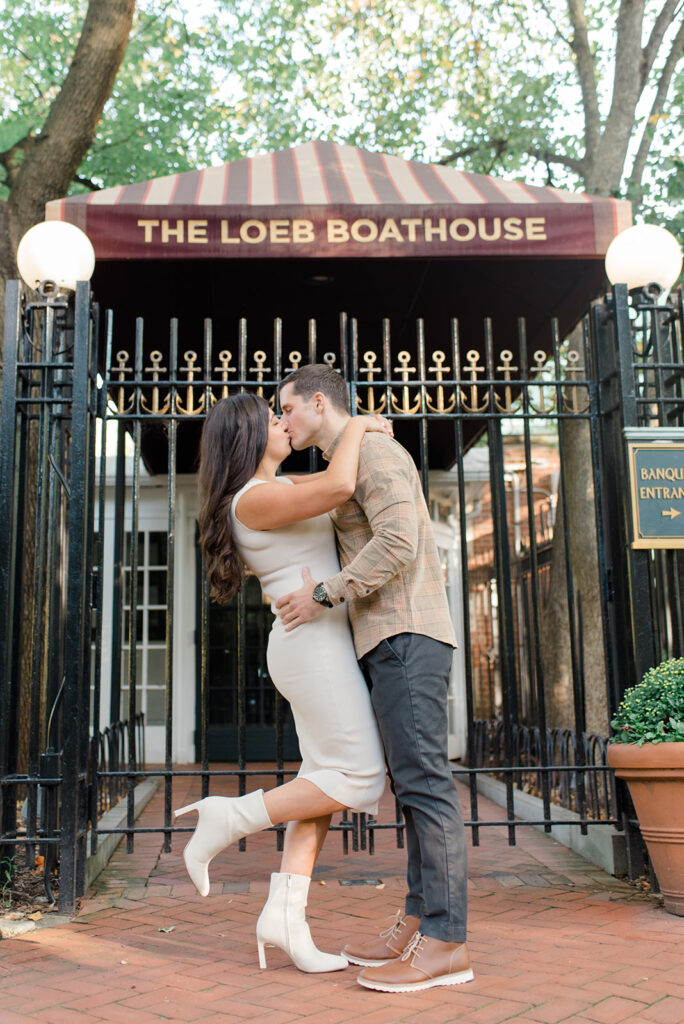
[
  {"x1": 256, "y1": 872, "x2": 348, "y2": 973},
  {"x1": 174, "y1": 791, "x2": 272, "y2": 897}
]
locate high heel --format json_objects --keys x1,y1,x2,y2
[
  {"x1": 174, "y1": 792, "x2": 272, "y2": 897},
  {"x1": 256, "y1": 872, "x2": 348, "y2": 973}
]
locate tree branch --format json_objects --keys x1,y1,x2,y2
[
  {"x1": 7, "y1": 0, "x2": 135, "y2": 248},
  {"x1": 73, "y1": 174, "x2": 102, "y2": 191},
  {"x1": 528, "y1": 148, "x2": 586, "y2": 175},
  {"x1": 537, "y1": 0, "x2": 574, "y2": 49},
  {"x1": 629, "y1": 14, "x2": 684, "y2": 202},
  {"x1": 566, "y1": 0, "x2": 601, "y2": 158},
  {"x1": 438, "y1": 140, "x2": 585, "y2": 177},
  {"x1": 642, "y1": 0, "x2": 682, "y2": 86}
]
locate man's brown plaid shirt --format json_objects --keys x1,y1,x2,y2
[{"x1": 322, "y1": 430, "x2": 457, "y2": 659}]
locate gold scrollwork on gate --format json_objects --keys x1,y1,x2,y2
[
  {"x1": 528, "y1": 350, "x2": 556, "y2": 414},
  {"x1": 391, "y1": 351, "x2": 421, "y2": 415},
  {"x1": 494, "y1": 350, "x2": 520, "y2": 414},
  {"x1": 459, "y1": 350, "x2": 489, "y2": 414},
  {"x1": 111, "y1": 350, "x2": 134, "y2": 414},
  {"x1": 562, "y1": 350, "x2": 590, "y2": 414},
  {"x1": 426, "y1": 351, "x2": 456, "y2": 413},
  {"x1": 323, "y1": 352, "x2": 339, "y2": 372},
  {"x1": 356, "y1": 351, "x2": 387, "y2": 414},
  {"x1": 286, "y1": 351, "x2": 302, "y2": 373},
  {"x1": 140, "y1": 351, "x2": 171, "y2": 415},
  {"x1": 175, "y1": 351, "x2": 207, "y2": 415},
  {"x1": 214, "y1": 350, "x2": 236, "y2": 399}
]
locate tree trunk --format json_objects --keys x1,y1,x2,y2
[
  {"x1": 0, "y1": 0, "x2": 135, "y2": 799},
  {"x1": 541, "y1": 328, "x2": 609, "y2": 737},
  {"x1": 1, "y1": 0, "x2": 135, "y2": 319}
]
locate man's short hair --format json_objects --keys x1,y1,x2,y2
[{"x1": 280, "y1": 363, "x2": 351, "y2": 414}]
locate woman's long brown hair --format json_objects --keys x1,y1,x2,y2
[{"x1": 197, "y1": 394, "x2": 270, "y2": 602}]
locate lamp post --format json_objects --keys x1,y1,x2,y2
[
  {"x1": 598, "y1": 223, "x2": 684, "y2": 693},
  {"x1": 17, "y1": 220, "x2": 96, "y2": 296},
  {"x1": 2, "y1": 219, "x2": 97, "y2": 913},
  {"x1": 604, "y1": 223, "x2": 682, "y2": 302}
]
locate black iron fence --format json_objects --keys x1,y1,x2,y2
[
  {"x1": 1, "y1": 280, "x2": 682, "y2": 912},
  {"x1": 89, "y1": 713, "x2": 146, "y2": 826}
]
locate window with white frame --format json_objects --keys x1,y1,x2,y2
[{"x1": 121, "y1": 530, "x2": 168, "y2": 726}]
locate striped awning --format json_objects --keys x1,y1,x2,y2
[{"x1": 46, "y1": 141, "x2": 632, "y2": 260}]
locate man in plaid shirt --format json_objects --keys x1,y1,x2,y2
[{"x1": 277, "y1": 365, "x2": 472, "y2": 994}]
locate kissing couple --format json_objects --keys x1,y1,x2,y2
[{"x1": 175, "y1": 363, "x2": 472, "y2": 994}]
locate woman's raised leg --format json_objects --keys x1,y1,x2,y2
[{"x1": 175, "y1": 779, "x2": 345, "y2": 897}]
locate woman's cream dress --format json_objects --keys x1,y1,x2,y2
[{"x1": 231, "y1": 477, "x2": 385, "y2": 814}]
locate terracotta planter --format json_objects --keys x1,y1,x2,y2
[{"x1": 608, "y1": 741, "x2": 684, "y2": 916}]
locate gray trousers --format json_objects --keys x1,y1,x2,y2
[{"x1": 360, "y1": 632, "x2": 467, "y2": 943}]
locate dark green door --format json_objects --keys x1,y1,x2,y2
[{"x1": 197, "y1": 572, "x2": 300, "y2": 762}]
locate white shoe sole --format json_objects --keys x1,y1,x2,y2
[
  {"x1": 357, "y1": 967, "x2": 474, "y2": 992},
  {"x1": 343, "y1": 954, "x2": 393, "y2": 967}
]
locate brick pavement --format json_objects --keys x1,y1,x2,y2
[{"x1": 1, "y1": 775, "x2": 684, "y2": 1024}]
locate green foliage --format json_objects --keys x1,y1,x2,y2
[
  {"x1": 610, "y1": 658, "x2": 684, "y2": 745},
  {"x1": 0, "y1": 0, "x2": 239, "y2": 198},
  {"x1": 0, "y1": 0, "x2": 682, "y2": 222},
  {"x1": 1, "y1": 855, "x2": 16, "y2": 909}
]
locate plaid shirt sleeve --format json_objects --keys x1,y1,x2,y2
[{"x1": 323, "y1": 438, "x2": 419, "y2": 605}]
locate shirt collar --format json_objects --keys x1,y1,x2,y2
[{"x1": 322, "y1": 427, "x2": 346, "y2": 463}]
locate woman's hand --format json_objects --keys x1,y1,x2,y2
[{"x1": 362, "y1": 414, "x2": 394, "y2": 437}]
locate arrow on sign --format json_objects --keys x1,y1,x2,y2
[{"x1": 662, "y1": 507, "x2": 682, "y2": 519}]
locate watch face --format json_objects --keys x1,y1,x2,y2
[{"x1": 313, "y1": 583, "x2": 331, "y2": 605}]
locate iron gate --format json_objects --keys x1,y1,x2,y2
[{"x1": 1, "y1": 279, "x2": 682, "y2": 912}]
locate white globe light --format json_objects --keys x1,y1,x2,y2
[
  {"x1": 17, "y1": 221, "x2": 96, "y2": 291},
  {"x1": 605, "y1": 224, "x2": 682, "y2": 292}
]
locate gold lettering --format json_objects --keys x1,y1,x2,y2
[
  {"x1": 503, "y1": 217, "x2": 524, "y2": 241},
  {"x1": 400, "y1": 218, "x2": 422, "y2": 242},
  {"x1": 138, "y1": 219, "x2": 159, "y2": 242},
  {"x1": 220, "y1": 220, "x2": 240, "y2": 244},
  {"x1": 640, "y1": 487, "x2": 649, "y2": 499},
  {"x1": 161, "y1": 219, "x2": 184, "y2": 243},
  {"x1": 328, "y1": 219, "x2": 349, "y2": 243},
  {"x1": 425, "y1": 218, "x2": 447, "y2": 241},
  {"x1": 270, "y1": 219, "x2": 290, "y2": 243},
  {"x1": 240, "y1": 220, "x2": 267, "y2": 244},
  {"x1": 641, "y1": 468, "x2": 649, "y2": 480},
  {"x1": 293, "y1": 219, "x2": 315, "y2": 243},
  {"x1": 351, "y1": 219, "x2": 379, "y2": 242},
  {"x1": 188, "y1": 220, "x2": 208, "y2": 244},
  {"x1": 449, "y1": 219, "x2": 476, "y2": 241},
  {"x1": 526, "y1": 217, "x2": 547, "y2": 240},
  {"x1": 478, "y1": 217, "x2": 502, "y2": 241},
  {"x1": 378, "y1": 219, "x2": 404, "y2": 243}
]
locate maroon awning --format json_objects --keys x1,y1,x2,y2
[{"x1": 46, "y1": 141, "x2": 631, "y2": 261}]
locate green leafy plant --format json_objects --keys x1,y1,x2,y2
[
  {"x1": 610, "y1": 658, "x2": 684, "y2": 745},
  {"x1": 1, "y1": 855, "x2": 16, "y2": 910}
]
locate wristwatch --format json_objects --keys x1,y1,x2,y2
[{"x1": 312, "y1": 582, "x2": 333, "y2": 608}]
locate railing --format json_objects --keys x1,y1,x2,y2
[
  {"x1": 89, "y1": 713, "x2": 146, "y2": 823},
  {"x1": 469, "y1": 717, "x2": 617, "y2": 822}
]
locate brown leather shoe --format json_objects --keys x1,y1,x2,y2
[
  {"x1": 342, "y1": 911, "x2": 421, "y2": 967},
  {"x1": 357, "y1": 933, "x2": 474, "y2": 992}
]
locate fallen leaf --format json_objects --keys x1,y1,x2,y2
[
  {"x1": 319, "y1": 881, "x2": 327, "y2": 886},
  {"x1": 27, "y1": 912, "x2": 42, "y2": 921},
  {"x1": 375, "y1": 884, "x2": 385, "y2": 889},
  {"x1": 158, "y1": 926, "x2": 175, "y2": 933}
]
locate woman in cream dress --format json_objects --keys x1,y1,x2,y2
[{"x1": 176, "y1": 393, "x2": 388, "y2": 974}]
